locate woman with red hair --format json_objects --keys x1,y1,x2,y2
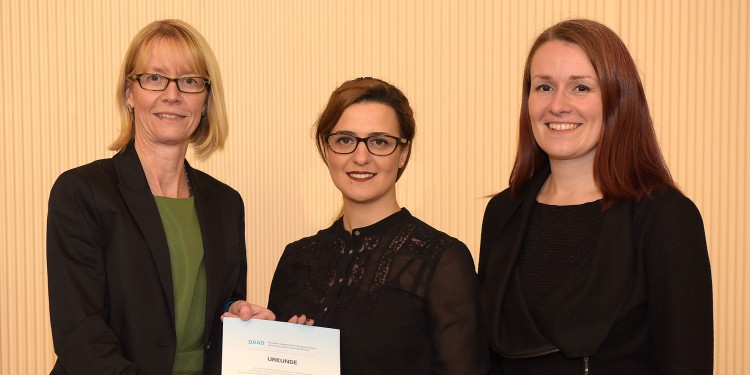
[{"x1": 479, "y1": 19, "x2": 713, "y2": 374}]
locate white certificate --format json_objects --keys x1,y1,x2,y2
[{"x1": 222, "y1": 318, "x2": 340, "y2": 375}]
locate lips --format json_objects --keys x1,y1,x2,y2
[
  {"x1": 348, "y1": 172, "x2": 375, "y2": 181},
  {"x1": 155, "y1": 113, "x2": 186, "y2": 119},
  {"x1": 547, "y1": 122, "x2": 580, "y2": 130}
]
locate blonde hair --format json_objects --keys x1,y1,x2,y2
[{"x1": 111, "y1": 19, "x2": 228, "y2": 159}]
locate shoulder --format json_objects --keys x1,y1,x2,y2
[
  {"x1": 283, "y1": 223, "x2": 339, "y2": 254},
  {"x1": 55, "y1": 158, "x2": 115, "y2": 182},
  {"x1": 189, "y1": 167, "x2": 242, "y2": 203},
  {"x1": 48, "y1": 159, "x2": 120, "y2": 229},
  {"x1": 628, "y1": 187, "x2": 707, "y2": 255},
  {"x1": 403, "y1": 217, "x2": 479, "y2": 293},
  {"x1": 408, "y1": 216, "x2": 462, "y2": 245},
  {"x1": 484, "y1": 167, "x2": 548, "y2": 220},
  {"x1": 51, "y1": 158, "x2": 116, "y2": 196},
  {"x1": 481, "y1": 186, "x2": 520, "y2": 237},
  {"x1": 484, "y1": 187, "x2": 513, "y2": 217},
  {"x1": 405, "y1": 215, "x2": 474, "y2": 263},
  {"x1": 633, "y1": 186, "x2": 703, "y2": 227}
]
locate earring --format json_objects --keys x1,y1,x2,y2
[{"x1": 126, "y1": 105, "x2": 133, "y2": 113}]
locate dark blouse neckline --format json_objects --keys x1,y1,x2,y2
[
  {"x1": 333, "y1": 208, "x2": 411, "y2": 237},
  {"x1": 535, "y1": 199, "x2": 602, "y2": 208}
]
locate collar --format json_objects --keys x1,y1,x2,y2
[{"x1": 333, "y1": 208, "x2": 411, "y2": 238}]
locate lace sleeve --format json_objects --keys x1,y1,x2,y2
[
  {"x1": 267, "y1": 244, "x2": 295, "y2": 322},
  {"x1": 427, "y1": 242, "x2": 490, "y2": 375}
]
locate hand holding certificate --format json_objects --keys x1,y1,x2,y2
[{"x1": 222, "y1": 318, "x2": 340, "y2": 375}]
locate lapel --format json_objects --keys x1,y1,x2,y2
[
  {"x1": 481, "y1": 166, "x2": 554, "y2": 357},
  {"x1": 113, "y1": 142, "x2": 175, "y2": 316},
  {"x1": 186, "y1": 164, "x2": 226, "y2": 343},
  {"x1": 481, "y1": 168, "x2": 549, "y2": 293}
]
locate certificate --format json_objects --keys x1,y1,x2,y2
[{"x1": 222, "y1": 318, "x2": 340, "y2": 375}]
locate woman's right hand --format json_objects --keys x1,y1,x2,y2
[{"x1": 221, "y1": 300, "x2": 276, "y2": 321}]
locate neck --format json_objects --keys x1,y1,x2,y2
[
  {"x1": 135, "y1": 141, "x2": 190, "y2": 198},
  {"x1": 539, "y1": 158, "x2": 602, "y2": 205},
  {"x1": 341, "y1": 199, "x2": 401, "y2": 232}
]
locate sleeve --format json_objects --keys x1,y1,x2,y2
[
  {"x1": 644, "y1": 193, "x2": 713, "y2": 374},
  {"x1": 46, "y1": 171, "x2": 140, "y2": 374},
  {"x1": 267, "y1": 244, "x2": 294, "y2": 322},
  {"x1": 478, "y1": 195, "x2": 500, "y2": 279},
  {"x1": 226, "y1": 191, "x2": 248, "y2": 309},
  {"x1": 427, "y1": 242, "x2": 490, "y2": 375}
]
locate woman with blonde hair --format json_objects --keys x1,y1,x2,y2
[{"x1": 47, "y1": 19, "x2": 273, "y2": 374}]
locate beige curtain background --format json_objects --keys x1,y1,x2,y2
[{"x1": 1, "y1": 0, "x2": 747, "y2": 373}]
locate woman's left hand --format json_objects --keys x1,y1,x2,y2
[
  {"x1": 221, "y1": 300, "x2": 276, "y2": 321},
  {"x1": 288, "y1": 314, "x2": 315, "y2": 325}
]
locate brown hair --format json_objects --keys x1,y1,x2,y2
[
  {"x1": 111, "y1": 19, "x2": 228, "y2": 159},
  {"x1": 509, "y1": 19, "x2": 676, "y2": 207},
  {"x1": 314, "y1": 77, "x2": 415, "y2": 180}
]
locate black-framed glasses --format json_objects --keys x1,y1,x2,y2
[
  {"x1": 324, "y1": 133, "x2": 409, "y2": 156},
  {"x1": 129, "y1": 73, "x2": 210, "y2": 93}
]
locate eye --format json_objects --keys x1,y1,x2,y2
[
  {"x1": 573, "y1": 84, "x2": 591, "y2": 92},
  {"x1": 334, "y1": 135, "x2": 356, "y2": 145},
  {"x1": 182, "y1": 77, "x2": 200, "y2": 86},
  {"x1": 535, "y1": 84, "x2": 553, "y2": 92},
  {"x1": 368, "y1": 136, "x2": 394, "y2": 149},
  {"x1": 145, "y1": 74, "x2": 163, "y2": 82}
]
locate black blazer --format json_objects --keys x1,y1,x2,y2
[
  {"x1": 47, "y1": 142, "x2": 247, "y2": 375},
  {"x1": 478, "y1": 166, "x2": 713, "y2": 374}
]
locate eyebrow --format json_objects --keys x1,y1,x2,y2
[
  {"x1": 532, "y1": 74, "x2": 596, "y2": 81},
  {"x1": 332, "y1": 130, "x2": 395, "y2": 137},
  {"x1": 140, "y1": 65, "x2": 201, "y2": 77},
  {"x1": 570, "y1": 75, "x2": 596, "y2": 80}
]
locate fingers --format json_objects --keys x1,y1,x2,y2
[
  {"x1": 248, "y1": 304, "x2": 276, "y2": 321},
  {"x1": 220, "y1": 311, "x2": 239, "y2": 322},
  {"x1": 230, "y1": 300, "x2": 276, "y2": 321},
  {"x1": 222, "y1": 302, "x2": 311, "y2": 326},
  {"x1": 288, "y1": 314, "x2": 305, "y2": 324},
  {"x1": 288, "y1": 314, "x2": 315, "y2": 325}
]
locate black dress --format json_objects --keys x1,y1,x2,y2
[{"x1": 268, "y1": 208, "x2": 489, "y2": 375}]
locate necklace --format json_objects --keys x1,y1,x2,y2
[{"x1": 185, "y1": 165, "x2": 193, "y2": 197}]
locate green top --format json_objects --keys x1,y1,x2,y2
[{"x1": 154, "y1": 196, "x2": 207, "y2": 375}]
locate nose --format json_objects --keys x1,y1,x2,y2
[
  {"x1": 161, "y1": 80, "x2": 181, "y2": 102},
  {"x1": 351, "y1": 140, "x2": 371, "y2": 164},
  {"x1": 548, "y1": 89, "x2": 571, "y2": 115}
]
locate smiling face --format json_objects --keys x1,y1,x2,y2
[
  {"x1": 528, "y1": 40, "x2": 603, "y2": 166},
  {"x1": 325, "y1": 102, "x2": 409, "y2": 209},
  {"x1": 125, "y1": 38, "x2": 208, "y2": 151}
]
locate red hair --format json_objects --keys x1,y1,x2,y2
[{"x1": 509, "y1": 19, "x2": 677, "y2": 208}]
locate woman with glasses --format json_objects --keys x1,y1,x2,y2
[
  {"x1": 47, "y1": 19, "x2": 274, "y2": 374},
  {"x1": 267, "y1": 77, "x2": 489, "y2": 375},
  {"x1": 478, "y1": 19, "x2": 713, "y2": 374}
]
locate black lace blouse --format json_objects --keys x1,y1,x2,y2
[{"x1": 268, "y1": 209, "x2": 489, "y2": 375}]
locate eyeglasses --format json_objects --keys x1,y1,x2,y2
[
  {"x1": 129, "y1": 73, "x2": 210, "y2": 93},
  {"x1": 324, "y1": 133, "x2": 409, "y2": 156}
]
